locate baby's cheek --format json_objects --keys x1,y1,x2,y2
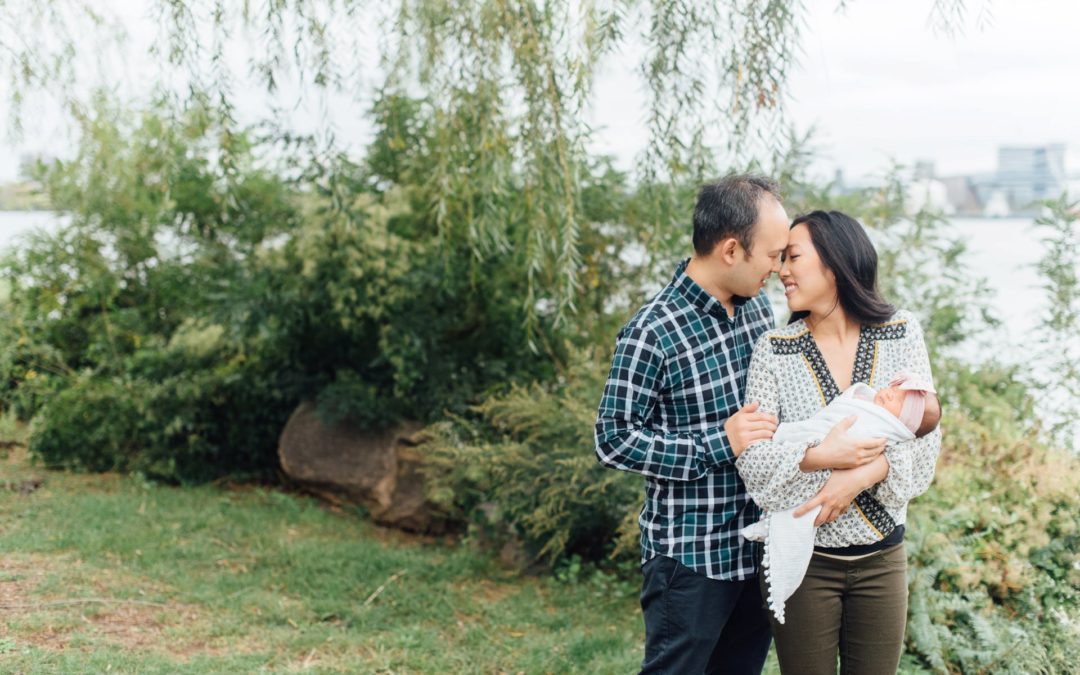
[{"x1": 887, "y1": 397, "x2": 905, "y2": 417}]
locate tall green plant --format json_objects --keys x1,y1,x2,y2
[
  {"x1": 3, "y1": 1, "x2": 990, "y2": 333},
  {"x1": 1032, "y1": 195, "x2": 1080, "y2": 451}
]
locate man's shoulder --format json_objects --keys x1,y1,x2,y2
[
  {"x1": 739, "y1": 293, "x2": 775, "y2": 325},
  {"x1": 619, "y1": 285, "x2": 685, "y2": 340}
]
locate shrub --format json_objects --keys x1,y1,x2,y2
[{"x1": 422, "y1": 348, "x2": 640, "y2": 566}]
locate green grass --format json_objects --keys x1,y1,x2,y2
[{"x1": 0, "y1": 448, "x2": 648, "y2": 673}]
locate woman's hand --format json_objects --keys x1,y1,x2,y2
[
  {"x1": 800, "y1": 416, "x2": 887, "y2": 470},
  {"x1": 724, "y1": 401, "x2": 778, "y2": 457},
  {"x1": 794, "y1": 455, "x2": 890, "y2": 526}
]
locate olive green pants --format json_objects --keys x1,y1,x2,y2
[{"x1": 764, "y1": 542, "x2": 908, "y2": 675}]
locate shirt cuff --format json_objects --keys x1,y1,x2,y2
[{"x1": 701, "y1": 427, "x2": 735, "y2": 467}]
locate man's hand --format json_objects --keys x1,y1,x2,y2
[
  {"x1": 724, "y1": 401, "x2": 778, "y2": 457},
  {"x1": 793, "y1": 469, "x2": 866, "y2": 527},
  {"x1": 800, "y1": 416, "x2": 886, "y2": 471}
]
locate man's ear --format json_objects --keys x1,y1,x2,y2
[{"x1": 718, "y1": 237, "x2": 740, "y2": 264}]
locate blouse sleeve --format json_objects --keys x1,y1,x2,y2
[
  {"x1": 872, "y1": 313, "x2": 942, "y2": 509},
  {"x1": 735, "y1": 334, "x2": 832, "y2": 511}
]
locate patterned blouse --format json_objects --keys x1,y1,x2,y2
[{"x1": 734, "y1": 310, "x2": 942, "y2": 548}]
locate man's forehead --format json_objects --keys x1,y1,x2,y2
[{"x1": 766, "y1": 227, "x2": 790, "y2": 249}]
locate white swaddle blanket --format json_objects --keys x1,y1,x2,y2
[{"x1": 742, "y1": 383, "x2": 915, "y2": 623}]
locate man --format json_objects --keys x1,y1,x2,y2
[{"x1": 594, "y1": 174, "x2": 789, "y2": 674}]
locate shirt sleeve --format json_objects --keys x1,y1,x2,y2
[
  {"x1": 735, "y1": 334, "x2": 832, "y2": 511},
  {"x1": 872, "y1": 313, "x2": 943, "y2": 509},
  {"x1": 594, "y1": 325, "x2": 735, "y2": 481}
]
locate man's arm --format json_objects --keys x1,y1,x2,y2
[{"x1": 594, "y1": 326, "x2": 734, "y2": 481}]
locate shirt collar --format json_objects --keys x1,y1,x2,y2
[{"x1": 671, "y1": 258, "x2": 749, "y2": 321}]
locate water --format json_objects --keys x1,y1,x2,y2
[
  {"x1": 949, "y1": 217, "x2": 1050, "y2": 361},
  {"x1": 0, "y1": 210, "x2": 61, "y2": 249}
]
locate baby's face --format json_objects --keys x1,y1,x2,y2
[{"x1": 873, "y1": 386, "x2": 907, "y2": 418}]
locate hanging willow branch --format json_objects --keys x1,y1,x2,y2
[{"x1": 1, "y1": 0, "x2": 985, "y2": 333}]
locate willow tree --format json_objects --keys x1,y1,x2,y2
[{"x1": 2, "y1": 0, "x2": 982, "y2": 331}]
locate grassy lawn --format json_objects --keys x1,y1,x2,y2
[{"x1": 0, "y1": 447, "x2": 647, "y2": 673}]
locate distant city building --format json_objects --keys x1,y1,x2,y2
[
  {"x1": 995, "y1": 144, "x2": 1067, "y2": 211},
  {"x1": 941, "y1": 176, "x2": 981, "y2": 215},
  {"x1": 942, "y1": 143, "x2": 1070, "y2": 217},
  {"x1": 982, "y1": 190, "x2": 1011, "y2": 218},
  {"x1": 905, "y1": 161, "x2": 952, "y2": 215},
  {"x1": 829, "y1": 145, "x2": 1076, "y2": 218}
]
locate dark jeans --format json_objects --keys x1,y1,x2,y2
[
  {"x1": 766, "y1": 543, "x2": 908, "y2": 675},
  {"x1": 640, "y1": 555, "x2": 772, "y2": 674}
]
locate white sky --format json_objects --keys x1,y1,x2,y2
[
  {"x1": 2, "y1": 0, "x2": 1079, "y2": 183},
  {"x1": 587, "y1": 0, "x2": 1080, "y2": 181}
]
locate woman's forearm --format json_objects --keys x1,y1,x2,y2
[
  {"x1": 799, "y1": 437, "x2": 891, "y2": 474},
  {"x1": 848, "y1": 454, "x2": 890, "y2": 490},
  {"x1": 811, "y1": 454, "x2": 889, "y2": 491},
  {"x1": 799, "y1": 442, "x2": 831, "y2": 471}
]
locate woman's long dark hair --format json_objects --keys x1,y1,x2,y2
[{"x1": 787, "y1": 210, "x2": 896, "y2": 326}]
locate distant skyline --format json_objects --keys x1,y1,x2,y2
[{"x1": 2, "y1": 0, "x2": 1080, "y2": 184}]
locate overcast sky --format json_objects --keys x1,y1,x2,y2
[
  {"x1": 588, "y1": 0, "x2": 1080, "y2": 181},
  {"x1": 2, "y1": 0, "x2": 1078, "y2": 184}
]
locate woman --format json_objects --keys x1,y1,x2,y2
[{"x1": 735, "y1": 210, "x2": 941, "y2": 674}]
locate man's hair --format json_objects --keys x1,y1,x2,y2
[
  {"x1": 915, "y1": 393, "x2": 942, "y2": 438},
  {"x1": 692, "y1": 173, "x2": 782, "y2": 256}
]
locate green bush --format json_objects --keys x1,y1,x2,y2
[
  {"x1": 27, "y1": 320, "x2": 293, "y2": 481},
  {"x1": 903, "y1": 397, "x2": 1080, "y2": 672},
  {"x1": 422, "y1": 348, "x2": 640, "y2": 566},
  {"x1": 0, "y1": 94, "x2": 623, "y2": 481},
  {"x1": 28, "y1": 375, "x2": 141, "y2": 472}
]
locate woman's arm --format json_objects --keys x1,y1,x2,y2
[
  {"x1": 797, "y1": 416, "x2": 888, "y2": 471},
  {"x1": 872, "y1": 313, "x2": 943, "y2": 509},
  {"x1": 795, "y1": 455, "x2": 890, "y2": 526},
  {"x1": 735, "y1": 335, "x2": 832, "y2": 511}
]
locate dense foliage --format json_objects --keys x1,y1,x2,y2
[{"x1": 0, "y1": 95, "x2": 584, "y2": 480}]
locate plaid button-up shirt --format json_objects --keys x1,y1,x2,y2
[{"x1": 594, "y1": 259, "x2": 775, "y2": 580}]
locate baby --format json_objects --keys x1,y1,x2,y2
[
  {"x1": 859, "y1": 377, "x2": 941, "y2": 439},
  {"x1": 761, "y1": 373, "x2": 940, "y2": 449},
  {"x1": 741, "y1": 372, "x2": 940, "y2": 623}
]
